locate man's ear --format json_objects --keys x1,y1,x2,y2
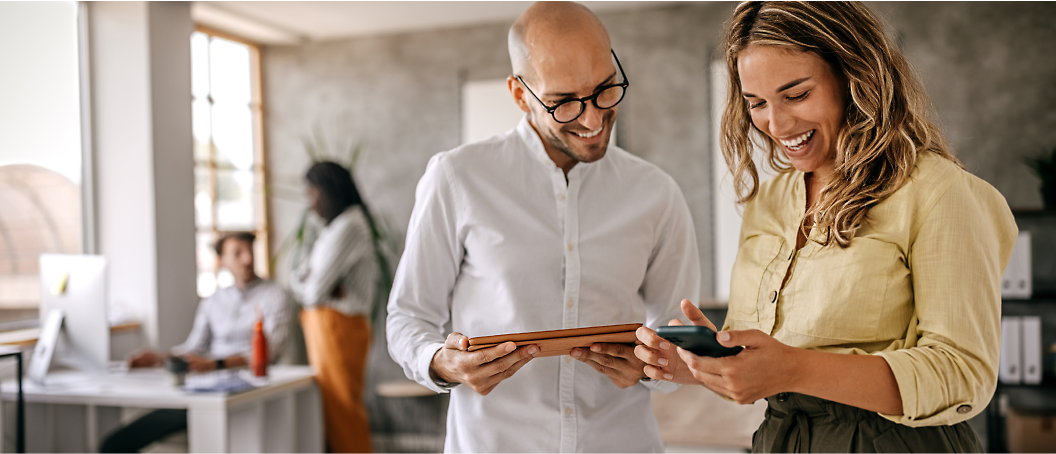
[{"x1": 507, "y1": 75, "x2": 532, "y2": 114}]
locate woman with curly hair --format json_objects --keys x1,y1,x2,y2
[{"x1": 636, "y1": 2, "x2": 1017, "y2": 452}]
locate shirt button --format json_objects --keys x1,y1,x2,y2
[
  {"x1": 565, "y1": 407, "x2": 573, "y2": 416},
  {"x1": 568, "y1": 243, "x2": 574, "y2": 251},
  {"x1": 567, "y1": 299, "x2": 574, "y2": 308},
  {"x1": 564, "y1": 355, "x2": 572, "y2": 362},
  {"x1": 557, "y1": 193, "x2": 566, "y2": 201},
  {"x1": 769, "y1": 290, "x2": 778, "y2": 303},
  {"x1": 956, "y1": 405, "x2": 972, "y2": 414}
]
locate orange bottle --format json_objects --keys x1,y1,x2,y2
[{"x1": 252, "y1": 316, "x2": 268, "y2": 377}]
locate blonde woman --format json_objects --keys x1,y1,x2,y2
[{"x1": 635, "y1": 2, "x2": 1017, "y2": 452}]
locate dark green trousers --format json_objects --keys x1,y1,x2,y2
[{"x1": 753, "y1": 393, "x2": 983, "y2": 453}]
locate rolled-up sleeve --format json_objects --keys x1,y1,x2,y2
[
  {"x1": 386, "y1": 153, "x2": 465, "y2": 393},
  {"x1": 876, "y1": 174, "x2": 1017, "y2": 426}
]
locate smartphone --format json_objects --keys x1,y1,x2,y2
[{"x1": 655, "y1": 325, "x2": 743, "y2": 358}]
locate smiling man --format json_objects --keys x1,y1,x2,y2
[{"x1": 386, "y1": 2, "x2": 701, "y2": 452}]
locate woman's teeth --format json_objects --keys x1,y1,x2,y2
[
  {"x1": 781, "y1": 130, "x2": 815, "y2": 151},
  {"x1": 575, "y1": 127, "x2": 603, "y2": 139}
]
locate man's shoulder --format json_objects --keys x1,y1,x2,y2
[
  {"x1": 602, "y1": 146, "x2": 680, "y2": 188},
  {"x1": 436, "y1": 129, "x2": 522, "y2": 165}
]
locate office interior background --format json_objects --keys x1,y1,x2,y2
[{"x1": 2, "y1": 1, "x2": 1056, "y2": 452}]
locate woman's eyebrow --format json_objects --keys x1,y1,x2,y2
[{"x1": 742, "y1": 77, "x2": 812, "y2": 98}]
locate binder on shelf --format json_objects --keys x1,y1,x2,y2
[
  {"x1": 1001, "y1": 232, "x2": 1032, "y2": 299},
  {"x1": 1022, "y1": 316, "x2": 1042, "y2": 385},
  {"x1": 1000, "y1": 316, "x2": 1022, "y2": 384}
]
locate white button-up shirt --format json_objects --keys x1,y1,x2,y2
[
  {"x1": 174, "y1": 278, "x2": 291, "y2": 363},
  {"x1": 387, "y1": 117, "x2": 701, "y2": 453}
]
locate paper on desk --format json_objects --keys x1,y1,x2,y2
[{"x1": 181, "y1": 370, "x2": 256, "y2": 393}]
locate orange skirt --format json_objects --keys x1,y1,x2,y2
[{"x1": 301, "y1": 307, "x2": 372, "y2": 453}]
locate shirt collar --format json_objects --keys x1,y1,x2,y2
[{"x1": 516, "y1": 115, "x2": 555, "y2": 169}]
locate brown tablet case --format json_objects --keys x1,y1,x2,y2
[{"x1": 467, "y1": 323, "x2": 643, "y2": 358}]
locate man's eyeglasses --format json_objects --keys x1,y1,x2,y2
[{"x1": 516, "y1": 49, "x2": 629, "y2": 124}]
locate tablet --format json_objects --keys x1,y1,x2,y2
[{"x1": 467, "y1": 323, "x2": 642, "y2": 358}]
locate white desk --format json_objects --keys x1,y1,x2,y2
[{"x1": 0, "y1": 365, "x2": 322, "y2": 453}]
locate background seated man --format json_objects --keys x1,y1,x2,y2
[{"x1": 100, "y1": 231, "x2": 291, "y2": 453}]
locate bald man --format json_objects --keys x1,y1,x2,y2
[{"x1": 387, "y1": 2, "x2": 700, "y2": 452}]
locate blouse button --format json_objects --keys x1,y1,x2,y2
[
  {"x1": 769, "y1": 290, "x2": 778, "y2": 303},
  {"x1": 565, "y1": 407, "x2": 573, "y2": 416},
  {"x1": 956, "y1": 405, "x2": 972, "y2": 414},
  {"x1": 557, "y1": 193, "x2": 566, "y2": 201}
]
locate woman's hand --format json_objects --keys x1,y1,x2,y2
[
  {"x1": 679, "y1": 329, "x2": 800, "y2": 405},
  {"x1": 634, "y1": 299, "x2": 717, "y2": 385}
]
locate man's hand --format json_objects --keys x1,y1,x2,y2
[
  {"x1": 128, "y1": 350, "x2": 164, "y2": 369},
  {"x1": 634, "y1": 299, "x2": 716, "y2": 385},
  {"x1": 182, "y1": 353, "x2": 217, "y2": 372},
  {"x1": 571, "y1": 342, "x2": 647, "y2": 389},
  {"x1": 430, "y1": 332, "x2": 539, "y2": 396}
]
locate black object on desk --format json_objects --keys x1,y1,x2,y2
[{"x1": 0, "y1": 345, "x2": 23, "y2": 453}]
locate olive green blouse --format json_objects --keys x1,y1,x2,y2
[{"x1": 723, "y1": 151, "x2": 1018, "y2": 427}]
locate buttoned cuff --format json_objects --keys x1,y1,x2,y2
[
  {"x1": 875, "y1": 351, "x2": 982, "y2": 426},
  {"x1": 417, "y1": 342, "x2": 457, "y2": 393}
]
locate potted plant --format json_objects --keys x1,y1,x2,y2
[{"x1": 1024, "y1": 146, "x2": 1056, "y2": 208}]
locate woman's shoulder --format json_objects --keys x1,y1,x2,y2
[
  {"x1": 903, "y1": 151, "x2": 1006, "y2": 210},
  {"x1": 327, "y1": 205, "x2": 372, "y2": 238},
  {"x1": 895, "y1": 151, "x2": 1015, "y2": 237}
]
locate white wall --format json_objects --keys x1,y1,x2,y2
[
  {"x1": 461, "y1": 78, "x2": 524, "y2": 145},
  {"x1": 0, "y1": 1, "x2": 82, "y2": 184},
  {"x1": 88, "y1": 2, "x2": 196, "y2": 349}
]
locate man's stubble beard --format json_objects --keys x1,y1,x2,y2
[{"x1": 536, "y1": 111, "x2": 615, "y2": 164}]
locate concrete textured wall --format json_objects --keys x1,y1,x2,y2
[
  {"x1": 872, "y1": 2, "x2": 1056, "y2": 207},
  {"x1": 263, "y1": 3, "x2": 740, "y2": 300},
  {"x1": 261, "y1": 1, "x2": 1056, "y2": 444}
]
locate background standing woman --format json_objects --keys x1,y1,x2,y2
[
  {"x1": 636, "y1": 2, "x2": 1017, "y2": 452},
  {"x1": 291, "y1": 161, "x2": 379, "y2": 453}
]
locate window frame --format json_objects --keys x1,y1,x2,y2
[{"x1": 192, "y1": 25, "x2": 273, "y2": 296}]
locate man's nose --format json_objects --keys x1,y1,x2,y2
[{"x1": 576, "y1": 102, "x2": 604, "y2": 131}]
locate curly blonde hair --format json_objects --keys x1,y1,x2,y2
[{"x1": 720, "y1": 1, "x2": 962, "y2": 247}]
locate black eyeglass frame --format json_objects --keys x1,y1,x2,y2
[{"x1": 515, "y1": 49, "x2": 629, "y2": 124}]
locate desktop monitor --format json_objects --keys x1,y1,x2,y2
[{"x1": 37, "y1": 254, "x2": 110, "y2": 373}]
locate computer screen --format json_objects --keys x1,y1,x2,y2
[{"x1": 38, "y1": 254, "x2": 109, "y2": 372}]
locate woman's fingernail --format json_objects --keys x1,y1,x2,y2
[
  {"x1": 659, "y1": 358, "x2": 669, "y2": 366},
  {"x1": 664, "y1": 373, "x2": 673, "y2": 380},
  {"x1": 660, "y1": 342, "x2": 670, "y2": 350},
  {"x1": 506, "y1": 343, "x2": 516, "y2": 352},
  {"x1": 718, "y1": 331, "x2": 731, "y2": 342},
  {"x1": 571, "y1": 349, "x2": 582, "y2": 358}
]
